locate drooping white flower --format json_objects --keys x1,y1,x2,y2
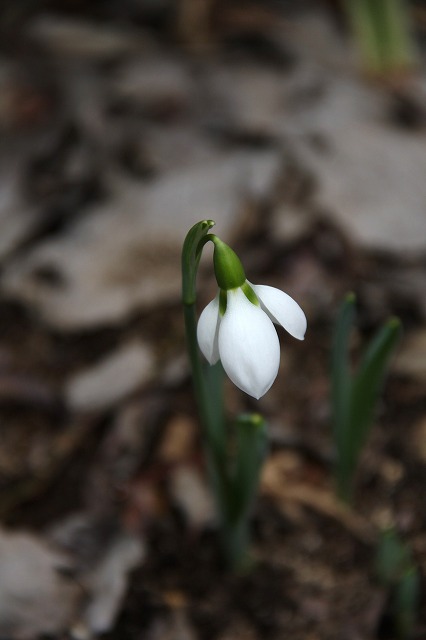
[
  {"x1": 196, "y1": 235, "x2": 306, "y2": 399},
  {"x1": 197, "y1": 280, "x2": 306, "y2": 399}
]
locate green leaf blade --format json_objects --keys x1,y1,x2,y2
[
  {"x1": 331, "y1": 293, "x2": 356, "y2": 451},
  {"x1": 350, "y1": 317, "x2": 402, "y2": 457},
  {"x1": 230, "y1": 413, "x2": 267, "y2": 523}
]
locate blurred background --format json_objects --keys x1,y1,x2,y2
[{"x1": 0, "y1": 1, "x2": 425, "y2": 639}]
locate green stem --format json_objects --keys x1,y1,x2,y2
[
  {"x1": 181, "y1": 221, "x2": 265, "y2": 571},
  {"x1": 181, "y1": 221, "x2": 231, "y2": 556},
  {"x1": 220, "y1": 515, "x2": 251, "y2": 571},
  {"x1": 183, "y1": 294, "x2": 228, "y2": 516},
  {"x1": 183, "y1": 302, "x2": 212, "y2": 436}
]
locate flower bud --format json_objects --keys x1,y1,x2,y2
[{"x1": 212, "y1": 237, "x2": 246, "y2": 290}]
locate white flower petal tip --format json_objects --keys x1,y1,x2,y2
[
  {"x1": 218, "y1": 288, "x2": 280, "y2": 399},
  {"x1": 251, "y1": 284, "x2": 307, "y2": 341},
  {"x1": 197, "y1": 296, "x2": 221, "y2": 364}
]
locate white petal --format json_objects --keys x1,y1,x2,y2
[
  {"x1": 218, "y1": 288, "x2": 280, "y2": 399},
  {"x1": 197, "y1": 295, "x2": 221, "y2": 364},
  {"x1": 251, "y1": 283, "x2": 307, "y2": 340}
]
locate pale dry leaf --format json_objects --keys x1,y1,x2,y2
[{"x1": 0, "y1": 528, "x2": 80, "y2": 639}]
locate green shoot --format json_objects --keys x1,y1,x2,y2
[
  {"x1": 376, "y1": 528, "x2": 419, "y2": 640},
  {"x1": 344, "y1": 0, "x2": 416, "y2": 77},
  {"x1": 222, "y1": 413, "x2": 267, "y2": 570},
  {"x1": 331, "y1": 293, "x2": 401, "y2": 503}
]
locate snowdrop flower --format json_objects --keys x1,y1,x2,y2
[{"x1": 197, "y1": 237, "x2": 306, "y2": 399}]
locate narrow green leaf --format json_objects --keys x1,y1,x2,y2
[
  {"x1": 350, "y1": 317, "x2": 401, "y2": 457},
  {"x1": 375, "y1": 528, "x2": 419, "y2": 639},
  {"x1": 230, "y1": 413, "x2": 267, "y2": 523},
  {"x1": 370, "y1": 0, "x2": 393, "y2": 70},
  {"x1": 381, "y1": 0, "x2": 415, "y2": 71},
  {"x1": 396, "y1": 567, "x2": 420, "y2": 640},
  {"x1": 344, "y1": 0, "x2": 414, "y2": 74},
  {"x1": 331, "y1": 293, "x2": 358, "y2": 502},
  {"x1": 376, "y1": 528, "x2": 411, "y2": 586},
  {"x1": 331, "y1": 293, "x2": 356, "y2": 452},
  {"x1": 344, "y1": 0, "x2": 383, "y2": 73}
]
